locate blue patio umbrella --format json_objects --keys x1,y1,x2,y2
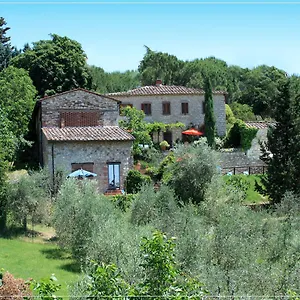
[{"x1": 67, "y1": 168, "x2": 97, "y2": 178}]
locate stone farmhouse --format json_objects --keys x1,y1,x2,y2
[
  {"x1": 34, "y1": 88, "x2": 134, "y2": 194},
  {"x1": 109, "y1": 79, "x2": 227, "y2": 145}
]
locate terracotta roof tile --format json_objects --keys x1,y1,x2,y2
[
  {"x1": 108, "y1": 85, "x2": 227, "y2": 97},
  {"x1": 42, "y1": 126, "x2": 134, "y2": 142},
  {"x1": 245, "y1": 121, "x2": 276, "y2": 129}
]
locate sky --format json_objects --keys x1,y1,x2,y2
[{"x1": 1, "y1": 0, "x2": 300, "y2": 75}]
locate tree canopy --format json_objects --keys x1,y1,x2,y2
[
  {"x1": 260, "y1": 79, "x2": 300, "y2": 204},
  {"x1": 10, "y1": 34, "x2": 92, "y2": 97},
  {"x1": 0, "y1": 66, "x2": 37, "y2": 139}
]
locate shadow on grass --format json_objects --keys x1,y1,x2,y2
[
  {"x1": 60, "y1": 261, "x2": 81, "y2": 273},
  {"x1": 40, "y1": 248, "x2": 72, "y2": 260},
  {"x1": 40, "y1": 248, "x2": 81, "y2": 274},
  {"x1": 0, "y1": 226, "x2": 40, "y2": 239}
]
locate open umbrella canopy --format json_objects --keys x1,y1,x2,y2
[
  {"x1": 182, "y1": 128, "x2": 204, "y2": 136},
  {"x1": 67, "y1": 168, "x2": 97, "y2": 178}
]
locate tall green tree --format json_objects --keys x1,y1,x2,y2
[
  {"x1": 138, "y1": 46, "x2": 184, "y2": 86},
  {"x1": 0, "y1": 17, "x2": 13, "y2": 71},
  {"x1": 11, "y1": 34, "x2": 92, "y2": 97},
  {"x1": 182, "y1": 57, "x2": 228, "y2": 90},
  {"x1": 0, "y1": 66, "x2": 36, "y2": 139},
  {"x1": 240, "y1": 65, "x2": 286, "y2": 117},
  {"x1": 260, "y1": 79, "x2": 300, "y2": 204},
  {"x1": 204, "y1": 78, "x2": 216, "y2": 148},
  {"x1": 0, "y1": 17, "x2": 11, "y2": 45}
]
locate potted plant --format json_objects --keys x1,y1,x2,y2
[{"x1": 160, "y1": 140, "x2": 170, "y2": 151}]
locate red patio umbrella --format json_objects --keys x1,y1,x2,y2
[{"x1": 182, "y1": 128, "x2": 204, "y2": 136}]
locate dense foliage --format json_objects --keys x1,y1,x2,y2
[
  {"x1": 165, "y1": 143, "x2": 218, "y2": 204},
  {"x1": 260, "y1": 79, "x2": 300, "y2": 204},
  {"x1": 11, "y1": 34, "x2": 92, "y2": 97},
  {"x1": 204, "y1": 78, "x2": 216, "y2": 147},
  {"x1": 0, "y1": 66, "x2": 36, "y2": 140},
  {"x1": 73, "y1": 231, "x2": 208, "y2": 299},
  {"x1": 230, "y1": 102, "x2": 256, "y2": 121},
  {"x1": 119, "y1": 106, "x2": 152, "y2": 158},
  {"x1": 89, "y1": 65, "x2": 140, "y2": 94},
  {"x1": 225, "y1": 119, "x2": 258, "y2": 151},
  {"x1": 50, "y1": 170, "x2": 300, "y2": 298},
  {"x1": 137, "y1": 47, "x2": 293, "y2": 119},
  {"x1": 125, "y1": 169, "x2": 151, "y2": 194}
]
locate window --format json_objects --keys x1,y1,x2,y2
[
  {"x1": 108, "y1": 162, "x2": 120, "y2": 189},
  {"x1": 141, "y1": 103, "x2": 152, "y2": 115},
  {"x1": 71, "y1": 162, "x2": 94, "y2": 172},
  {"x1": 162, "y1": 102, "x2": 171, "y2": 115},
  {"x1": 181, "y1": 102, "x2": 189, "y2": 115}
]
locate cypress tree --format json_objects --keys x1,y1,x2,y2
[
  {"x1": 260, "y1": 79, "x2": 300, "y2": 204},
  {"x1": 204, "y1": 78, "x2": 216, "y2": 148}
]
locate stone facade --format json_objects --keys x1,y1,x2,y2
[
  {"x1": 40, "y1": 89, "x2": 119, "y2": 127},
  {"x1": 43, "y1": 139, "x2": 133, "y2": 192},
  {"x1": 35, "y1": 88, "x2": 134, "y2": 193},
  {"x1": 111, "y1": 86, "x2": 226, "y2": 144}
]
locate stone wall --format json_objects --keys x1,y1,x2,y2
[
  {"x1": 115, "y1": 94, "x2": 226, "y2": 137},
  {"x1": 41, "y1": 90, "x2": 119, "y2": 127},
  {"x1": 246, "y1": 128, "x2": 268, "y2": 160},
  {"x1": 43, "y1": 138, "x2": 133, "y2": 193},
  {"x1": 219, "y1": 150, "x2": 265, "y2": 168}
]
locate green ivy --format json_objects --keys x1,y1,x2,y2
[
  {"x1": 225, "y1": 119, "x2": 258, "y2": 151},
  {"x1": 240, "y1": 123, "x2": 258, "y2": 151}
]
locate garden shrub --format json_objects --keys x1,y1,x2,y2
[
  {"x1": 30, "y1": 274, "x2": 62, "y2": 299},
  {"x1": 130, "y1": 184, "x2": 178, "y2": 230},
  {"x1": 72, "y1": 231, "x2": 209, "y2": 299},
  {"x1": 225, "y1": 104, "x2": 236, "y2": 132},
  {"x1": 125, "y1": 169, "x2": 151, "y2": 194},
  {"x1": 166, "y1": 143, "x2": 218, "y2": 205},
  {"x1": 111, "y1": 193, "x2": 136, "y2": 212},
  {"x1": 155, "y1": 151, "x2": 175, "y2": 182},
  {"x1": 5, "y1": 169, "x2": 53, "y2": 231}
]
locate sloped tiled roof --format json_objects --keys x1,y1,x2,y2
[
  {"x1": 245, "y1": 121, "x2": 276, "y2": 129},
  {"x1": 42, "y1": 126, "x2": 134, "y2": 142},
  {"x1": 38, "y1": 88, "x2": 121, "y2": 103},
  {"x1": 108, "y1": 85, "x2": 227, "y2": 97}
]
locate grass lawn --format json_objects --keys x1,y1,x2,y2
[
  {"x1": 0, "y1": 234, "x2": 80, "y2": 297},
  {"x1": 223, "y1": 174, "x2": 268, "y2": 204}
]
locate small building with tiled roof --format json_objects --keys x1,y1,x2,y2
[
  {"x1": 108, "y1": 80, "x2": 226, "y2": 145},
  {"x1": 34, "y1": 88, "x2": 134, "y2": 193},
  {"x1": 245, "y1": 121, "x2": 275, "y2": 161}
]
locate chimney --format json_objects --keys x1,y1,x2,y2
[{"x1": 156, "y1": 79, "x2": 162, "y2": 87}]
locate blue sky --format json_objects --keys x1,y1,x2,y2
[{"x1": 1, "y1": 1, "x2": 300, "y2": 75}]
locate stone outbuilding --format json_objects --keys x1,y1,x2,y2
[
  {"x1": 245, "y1": 121, "x2": 276, "y2": 161},
  {"x1": 109, "y1": 79, "x2": 227, "y2": 145},
  {"x1": 34, "y1": 88, "x2": 134, "y2": 194}
]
